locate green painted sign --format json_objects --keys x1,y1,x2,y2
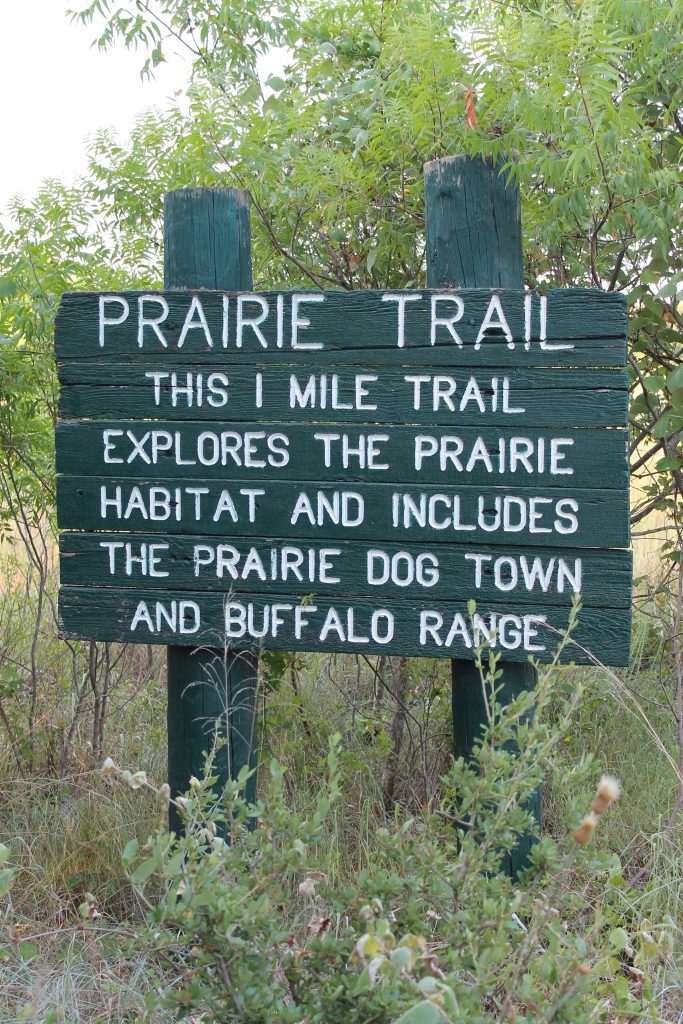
[{"x1": 56, "y1": 287, "x2": 631, "y2": 664}]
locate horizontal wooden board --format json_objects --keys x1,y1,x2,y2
[
  {"x1": 56, "y1": 422, "x2": 629, "y2": 489},
  {"x1": 57, "y1": 365, "x2": 629, "y2": 428},
  {"x1": 56, "y1": 477, "x2": 631, "y2": 549},
  {"x1": 55, "y1": 288, "x2": 628, "y2": 367},
  {"x1": 59, "y1": 532, "x2": 633, "y2": 608},
  {"x1": 58, "y1": 338, "x2": 629, "y2": 370},
  {"x1": 57, "y1": 586, "x2": 632, "y2": 665}
]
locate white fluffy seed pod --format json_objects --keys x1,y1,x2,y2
[{"x1": 592, "y1": 775, "x2": 621, "y2": 815}]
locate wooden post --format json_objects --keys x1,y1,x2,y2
[
  {"x1": 424, "y1": 155, "x2": 541, "y2": 877},
  {"x1": 164, "y1": 188, "x2": 258, "y2": 831}
]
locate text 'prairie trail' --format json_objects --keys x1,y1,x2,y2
[{"x1": 93, "y1": 291, "x2": 558, "y2": 352}]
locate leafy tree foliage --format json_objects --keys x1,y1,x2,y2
[{"x1": 1, "y1": 0, "x2": 681, "y2": 531}]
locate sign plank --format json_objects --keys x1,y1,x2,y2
[
  {"x1": 56, "y1": 477, "x2": 631, "y2": 549},
  {"x1": 56, "y1": 421, "x2": 629, "y2": 490},
  {"x1": 58, "y1": 586, "x2": 632, "y2": 665},
  {"x1": 57, "y1": 365, "x2": 629, "y2": 428},
  {"x1": 59, "y1": 532, "x2": 633, "y2": 608},
  {"x1": 55, "y1": 288, "x2": 628, "y2": 366}
]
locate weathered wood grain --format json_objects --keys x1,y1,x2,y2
[
  {"x1": 59, "y1": 531, "x2": 633, "y2": 608},
  {"x1": 163, "y1": 188, "x2": 253, "y2": 292},
  {"x1": 55, "y1": 288, "x2": 628, "y2": 366},
  {"x1": 58, "y1": 586, "x2": 632, "y2": 665},
  {"x1": 425, "y1": 155, "x2": 524, "y2": 289},
  {"x1": 58, "y1": 337, "x2": 626, "y2": 369},
  {"x1": 55, "y1": 421, "x2": 629, "y2": 489},
  {"x1": 57, "y1": 365, "x2": 629, "y2": 428},
  {"x1": 56, "y1": 476, "x2": 631, "y2": 549}
]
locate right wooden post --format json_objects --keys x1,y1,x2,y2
[{"x1": 424, "y1": 154, "x2": 541, "y2": 877}]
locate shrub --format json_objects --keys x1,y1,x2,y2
[{"x1": 104, "y1": 650, "x2": 674, "y2": 1023}]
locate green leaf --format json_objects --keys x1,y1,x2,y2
[
  {"x1": 164, "y1": 852, "x2": 185, "y2": 877},
  {"x1": 655, "y1": 456, "x2": 682, "y2": 472},
  {"x1": 652, "y1": 410, "x2": 683, "y2": 439},
  {"x1": 394, "y1": 1002, "x2": 445, "y2": 1024},
  {"x1": 643, "y1": 374, "x2": 666, "y2": 394},
  {"x1": 121, "y1": 838, "x2": 139, "y2": 868},
  {"x1": 262, "y1": 95, "x2": 282, "y2": 116},
  {"x1": 0, "y1": 276, "x2": 17, "y2": 299},
  {"x1": 144, "y1": 990, "x2": 162, "y2": 1013},
  {"x1": 0, "y1": 673, "x2": 23, "y2": 697},
  {"x1": 656, "y1": 278, "x2": 682, "y2": 300},
  {"x1": 0, "y1": 867, "x2": 14, "y2": 897},
  {"x1": 666, "y1": 364, "x2": 683, "y2": 392},
  {"x1": 353, "y1": 128, "x2": 369, "y2": 154},
  {"x1": 609, "y1": 926, "x2": 631, "y2": 952},
  {"x1": 265, "y1": 75, "x2": 287, "y2": 91},
  {"x1": 131, "y1": 856, "x2": 159, "y2": 885},
  {"x1": 390, "y1": 945, "x2": 415, "y2": 969},
  {"x1": 241, "y1": 81, "x2": 261, "y2": 103},
  {"x1": 43, "y1": 1012, "x2": 66, "y2": 1024},
  {"x1": 627, "y1": 285, "x2": 648, "y2": 304}
]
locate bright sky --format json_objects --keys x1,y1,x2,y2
[{"x1": 0, "y1": 0, "x2": 188, "y2": 208}]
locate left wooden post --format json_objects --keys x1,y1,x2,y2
[{"x1": 164, "y1": 188, "x2": 258, "y2": 831}]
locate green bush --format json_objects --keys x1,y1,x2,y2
[{"x1": 102, "y1": 652, "x2": 675, "y2": 1023}]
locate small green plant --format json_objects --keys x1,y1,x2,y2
[{"x1": 0, "y1": 843, "x2": 14, "y2": 900}]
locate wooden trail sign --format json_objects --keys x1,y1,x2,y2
[
  {"x1": 55, "y1": 162, "x2": 632, "y2": 869},
  {"x1": 56, "y1": 273, "x2": 631, "y2": 666}
]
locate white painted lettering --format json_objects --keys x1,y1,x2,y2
[
  {"x1": 430, "y1": 294, "x2": 464, "y2": 346},
  {"x1": 382, "y1": 292, "x2": 420, "y2": 348},
  {"x1": 99, "y1": 295, "x2": 130, "y2": 348},
  {"x1": 474, "y1": 295, "x2": 513, "y2": 350},
  {"x1": 291, "y1": 294, "x2": 325, "y2": 349},
  {"x1": 236, "y1": 294, "x2": 269, "y2": 347},
  {"x1": 177, "y1": 295, "x2": 213, "y2": 348},
  {"x1": 138, "y1": 295, "x2": 169, "y2": 348}
]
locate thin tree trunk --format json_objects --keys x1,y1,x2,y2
[
  {"x1": 383, "y1": 657, "x2": 410, "y2": 813},
  {"x1": 373, "y1": 655, "x2": 387, "y2": 712}
]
